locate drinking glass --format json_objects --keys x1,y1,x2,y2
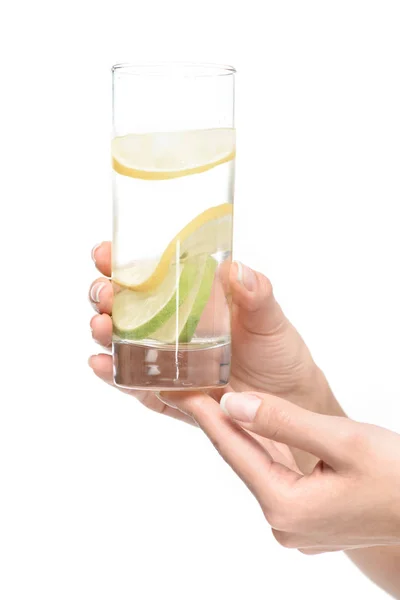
[{"x1": 112, "y1": 63, "x2": 236, "y2": 390}]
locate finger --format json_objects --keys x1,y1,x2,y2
[
  {"x1": 88, "y1": 354, "x2": 194, "y2": 425},
  {"x1": 91, "y1": 242, "x2": 111, "y2": 277},
  {"x1": 229, "y1": 262, "x2": 286, "y2": 335},
  {"x1": 255, "y1": 437, "x2": 302, "y2": 474},
  {"x1": 89, "y1": 278, "x2": 113, "y2": 314},
  {"x1": 195, "y1": 263, "x2": 231, "y2": 338},
  {"x1": 90, "y1": 313, "x2": 112, "y2": 348},
  {"x1": 206, "y1": 388, "x2": 303, "y2": 473},
  {"x1": 220, "y1": 391, "x2": 353, "y2": 468},
  {"x1": 159, "y1": 391, "x2": 301, "y2": 504},
  {"x1": 88, "y1": 353, "x2": 114, "y2": 383}
]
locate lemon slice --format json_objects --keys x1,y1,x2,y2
[
  {"x1": 113, "y1": 203, "x2": 233, "y2": 292},
  {"x1": 152, "y1": 256, "x2": 217, "y2": 344},
  {"x1": 112, "y1": 128, "x2": 235, "y2": 180},
  {"x1": 113, "y1": 261, "x2": 199, "y2": 340},
  {"x1": 113, "y1": 258, "x2": 159, "y2": 289}
]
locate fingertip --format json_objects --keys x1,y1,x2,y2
[
  {"x1": 220, "y1": 392, "x2": 262, "y2": 422},
  {"x1": 229, "y1": 260, "x2": 243, "y2": 287},
  {"x1": 230, "y1": 262, "x2": 274, "y2": 309},
  {"x1": 230, "y1": 261, "x2": 259, "y2": 292},
  {"x1": 93, "y1": 241, "x2": 111, "y2": 276},
  {"x1": 88, "y1": 352, "x2": 112, "y2": 370},
  {"x1": 88, "y1": 354, "x2": 104, "y2": 371},
  {"x1": 229, "y1": 261, "x2": 243, "y2": 295},
  {"x1": 89, "y1": 281, "x2": 107, "y2": 304},
  {"x1": 88, "y1": 353, "x2": 114, "y2": 384},
  {"x1": 219, "y1": 393, "x2": 231, "y2": 416},
  {"x1": 90, "y1": 313, "x2": 112, "y2": 346},
  {"x1": 229, "y1": 262, "x2": 260, "y2": 310},
  {"x1": 89, "y1": 278, "x2": 113, "y2": 314},
  {"x1": 88, "y1": 353, "x2": 104, "y2": 369},
  {"x1": 90, "y1": 314, "x2": 98, "y2": 330}
]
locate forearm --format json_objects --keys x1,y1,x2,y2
[
  {"x1": 346, "y1": 546, "x2": 400, "y2": 599},
  {"x1": 301, "y1": 374, "x2": 400, "y2": 598}
]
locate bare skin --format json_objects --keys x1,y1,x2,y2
[
  {"x1": 158, "y1": 390, "x2": 400, "y2": 552},
  {"x1": 89, "y1": 242, "x2": 400, "y2": 599},
  {"x1": 89, "y1": 242, "x2": 343, "y2": 469}
]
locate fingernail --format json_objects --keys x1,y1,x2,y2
[
  {"x1": 90, "y1": 282, "x2": 106, "y2": 303},
  {"x1": 234, "y1": 261, "x2": 257, "y2": 292},
  {"x1": 220, "y1": 393, "x2": 261, "y2": 422},
  {"x1": 91, "y1": 243, "x2": 101, "y2": 264}
]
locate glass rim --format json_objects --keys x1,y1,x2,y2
[{"x1": 112, "y1": 62, "x2": 236, "y2": 77}]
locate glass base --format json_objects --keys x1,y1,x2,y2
[{"x1": 113, "y1": 340, "x2": 231, "y2": 390}]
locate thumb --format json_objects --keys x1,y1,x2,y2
[
  {"x1": 220, "y1": 391, "x2": 353, "y2": 469},
  {"x1": 229, "y1": 261, "x2": 286, "y2": 334}
]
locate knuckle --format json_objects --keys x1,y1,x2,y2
[
  {"x1": 262, "y1": 487, "x2": 306, "y2": 533},
  {"x1": 262, "y1": 501, "x2": 293, "y2": 532},
  {"x1": 267, "y1": 511, "x2": 287, "y2": 531},
  {"x1": 188, "y1": 394, "x2": 209, "y2": 415},
  {"x1": 337, "y1": 422, "x2": 366, "y2": 454},
  {"x1": 260, "y1": 404, "x2": 292, "y2": 440},
  {"x1": 184, "y1": 394, "x2": 214, "y2": 424}
]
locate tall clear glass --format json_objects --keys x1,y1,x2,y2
[{"x1": 111, "y1": 63, "x2": 235, "y2": 390}]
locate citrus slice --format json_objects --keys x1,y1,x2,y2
[
  {"x1": 112, "y1": 258, "x2": 159, "y2": 289},
  {"x1": 152, "y1": 256, "x2": 217, "y2": 344},
  {"x1": 113, "y1": 203, "x2": 233, "y2": 292},
  {"x1": 112, "y1": 261, "x2": 198, "y2": 340},
  {"x1": 112, "y1": 128, "x2": 235, "y2": 180}
]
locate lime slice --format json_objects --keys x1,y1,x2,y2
[
  {"x1": 112, "y1": 128, "x2": 235, "y2": 180},
  {"x1": 179, "y1": 257, "x2": 218, "y2": 343},
  {"x1": 112, "y1": 261, "x2": 198, "y2": 340},
  {"x1": 113, "y1": 203, "x2": 232, "y2": 292},
  {"x1": 153, "y1": 256, "x2": 217, "y2": 344}
]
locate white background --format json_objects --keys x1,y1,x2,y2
[{"x1": 1, "y1": 1, "x2": 399, "y2": 599}]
